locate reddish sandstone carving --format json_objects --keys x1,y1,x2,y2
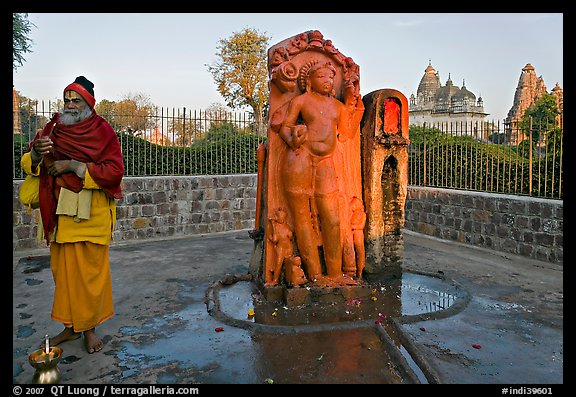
[
  {"x1": 262, "y1": 30, "x2": 365, "y2": 287},
  {"x1": 360, "y1": 89, "x2": 410, "y2": 277},
  {"x1": 265, "y1": 207, "x2": 296, "y2": 286}
]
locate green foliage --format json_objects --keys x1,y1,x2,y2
[
  {"x1": 202, "y1": 121, "x2": 241, "y2": 143},
  {"x1": 13, "y1": 133, "x2": 30, "y2": 178},
  {"x1": 518, "y1": 93, "x2": 560, "y2": 142},
  {"x1": 116, "y1": 127, "x2": 266, "y2": 176},
  {"x1": 408, "y1": 134, "x2": 563, "y2": 198},
  {"x1": 17, "y1": 94, "x2": 49, "y2": 140},
  {"x1": 409, "y1": 125, "x2": 448, "y2": 145},
  {"x1": 96, "y1": 95, "x2": 156, "y2": 136},
  {"x1": 13, "y1": 13, "x2": 35, "y2": 71}
]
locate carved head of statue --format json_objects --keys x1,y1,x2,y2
[{"x1": 298, "y1": 60, "x2": 337, "y2": 96}]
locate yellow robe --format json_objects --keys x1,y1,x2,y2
[{"x1": 21, "y1": 152, "x2": 116, "y2": 332}]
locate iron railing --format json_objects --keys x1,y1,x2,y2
[
  {"x1": 13, "y1": 102, "x2": 563, "y2": 200},
  {"x1": 13, "y1": 101, "x2": 266, "y2": 178},
  {"x1": 408, "y1": 119, "x2": 563, "y2": 199}
]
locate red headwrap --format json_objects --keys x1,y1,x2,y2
[
  {"x1": 32, "y1": 112, "x2": 124, "y2": 242},
  {"x1": 64, "y1": 82, "x2": 96, "y2": 109}
]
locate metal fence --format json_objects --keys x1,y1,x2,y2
[
  {"x1": 13, "y1": 101, "x2": 266, "y2": 178},
  {"x1": 408, "y1": 119, "x2": 563, "y2": 199},
  {"x1": 13, "y1": 102, "x2": 563, "y2": 200}
]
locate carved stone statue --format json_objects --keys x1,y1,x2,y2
[
  {"x1": 265, "y1": 207, "x2": 296, "y2": 286},
  {"x1": 258, "y1": 30, "x2": 365, "y2": 288}
]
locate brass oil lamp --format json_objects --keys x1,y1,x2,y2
[{"x1": 28, "y1": 335, "x2": 63, "y2": 384}]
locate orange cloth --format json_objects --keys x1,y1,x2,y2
[{"x1": 50, "y1": 241, "x2": 114, "y2": 332}]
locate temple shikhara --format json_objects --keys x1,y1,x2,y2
[{"x1": 505, "y1": 63, "x2": 563, "y2": 144}]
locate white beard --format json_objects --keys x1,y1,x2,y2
[{"x1": 59, "y1": 107, "x2": 93, "y2": 125}]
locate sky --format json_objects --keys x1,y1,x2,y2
[{"x1": 13, "y1": 13, "x2": 563, "y2": 122}]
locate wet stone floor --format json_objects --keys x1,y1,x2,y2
[
  {"x1": 14, "y1": 255, "x2": 468, "y2": 384},
  {"x1": 204, "y1": 271, "x2": 469, "y2": 384}
]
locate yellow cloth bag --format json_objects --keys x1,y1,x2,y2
[{"x1": 19, "y1": 174, "x2": 40, "y2": 210}]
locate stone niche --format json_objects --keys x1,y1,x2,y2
[{"x1": 360, "y1": 89, "x2": 410, "y2": 280}]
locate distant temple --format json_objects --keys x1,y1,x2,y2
[
  {"x1": 409, "y1": 62, "x2": 488, "y2": 129},
  {"x1": 505, "y1": 63, "x2": 563, "y2": 144},
  {"x1": 148, "y1": 126, "x2": 171, "y2": 146},
  {"x1": 13, "y1": 86, "x2": 21, "y2": 134}
]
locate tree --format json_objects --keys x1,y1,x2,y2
[
  {"x1": 206, "y1": 103, "x2": 232, "y2": 120},
  {"x1": 13, "y1": 13, "x2": 35, "y2": 71},
  {"x1": 112, "y1": 93, "x2": 156, "y2": 136},
  {"x1": 95, "y1": 99, "x2": 117, "y2": 120},
  {"x1": 16, "y1": 92, "x2": 48, "y2": 141},
  {"x1": 207, "y1": 27, "x2": 270, "y2": 136},
  {"x1": 169, "y1": 108, "x2": 203, "y2": 147},
  {"x1": 519, "y1": 93, "x2": 560, "y2": 144}
]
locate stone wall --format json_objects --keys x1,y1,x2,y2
[
  {"x1": 13, "y1": 177, "x2": 563, "y2": 264},
  {"x1": 404, "y1": 186, "x2": 563, "y2": 263},
  {"x1": 13, "y1": 175, "x2": 257, "y2": 251}
]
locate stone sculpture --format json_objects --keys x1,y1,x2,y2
[{"x1": 257, "y1": 30, "x2": 365, "y2": 287}]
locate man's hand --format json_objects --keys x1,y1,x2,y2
[
  {"x1": 32, "y1": 137, "x2": 54, "y2": 156},
  {"x1": 46, "y1": 159, "x2": 86, "y2": 179}
]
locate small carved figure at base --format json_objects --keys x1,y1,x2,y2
[
  {"x1": 284, "y1": 256, "x2": 307, "y2": 287},
  {"x1": 265, "y1": 208, "x2": 294, "y2": 286},
  {"x1": 350, "y1": 196, "x2": 367, "y2": 279},
  {"x1": 342, "y1": 244, "x2": 357, "y2": 278}
]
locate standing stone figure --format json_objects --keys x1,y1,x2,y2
[
  {"x1": 265, "y1": 207, "x2": 295, "y2": 286},
  {"x1": 259, "y1": 30, "x2": 365, "y2": 287}
]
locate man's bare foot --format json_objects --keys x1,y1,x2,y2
[
  {"x1": 83, "y1": 329, "x2": 103, "y2": 354},
  {"x1": 43, "y1": 327, "x2": 81, "y2": 348}
]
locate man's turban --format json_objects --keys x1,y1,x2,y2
[{"x1": 64, "y1": 75, "x2": 95, "y2": 109}]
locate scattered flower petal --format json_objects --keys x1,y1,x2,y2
[
  {"x1": 420, "y1": 327, "x2": 426, "y2": 332},
  {"x1": 215, "y1": 327, "x2": 224, "y2": 332},
  {"x1": 375, "y1": 320, "x2": 383, "y2": 325},
  {"x1": 472, "y1": 344, "x2": 482, "y2": 349}
]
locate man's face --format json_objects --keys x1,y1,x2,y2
[
  {"x1": 61, "y1": 91, "x2": 89, "y2": 125},
  {"x1": 64, "y1": 91, "x2": 87, "y2": 111}
]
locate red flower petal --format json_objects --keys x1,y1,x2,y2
[
  {"x1": 215, "y1": 327, "x2": 224, "y2": 332},
  {"x1": 472, "y1": 344, "x2": 481, "y2": 349}
]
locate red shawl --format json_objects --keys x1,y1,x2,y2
[{"x1": 31, "y1": 112, "x2": 124, "y2": 242}]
